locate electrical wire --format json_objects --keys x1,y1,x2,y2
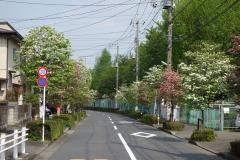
[
  {"x1": 62, "y1": 4, "x2": 138, "y2": 33},
  {"x1": 0, "y1": 0, "x2": 160, "y2": 7},
  {"x1": 178, "y1": 0, "x2": 239, "y2": 41},
  {"x1": 11, "y1": 0, "x2": 108, "y2": 23}
]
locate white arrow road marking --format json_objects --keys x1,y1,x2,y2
[
  {"x1": 131, "y1": 132, "x2": 157, "y2": 138},
  {"x1": 118, "y1": 133, "x2": 137, "y2": 160}
]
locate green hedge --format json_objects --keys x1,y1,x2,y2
[
  {"x1": 163, "y1": 121, "x2": 185, "y2": 131},
  {"x1": 141, "y1": 114, "x2": 159, "y2": 125},
  {"x1": 27, "y1": 111, "x2": 86, "y2": 141},
  {"x1": 190, "y1": 129, "x2": 216, "y2": 142},
  {"x1": 126, "y1": 111, "x2": 143, "y2": 119},
  {"x1": 230, "y1": 140, "x2": 240, "y2": 157},
  {"x1": 84, "y1": 107, "x2": 144, "y2": 119},
  {"x1": 27, "y1": 119, "x2": 64, "y2": 141},
  {"x1": 53, "y1": 114, "x2": 75, "y2": 129},
  {"x1": 84, "y1": 107, "x2": 119, "y2": 113},
  {"x1": 71, "y1": 111, "x2": 87, "y2": 121}
]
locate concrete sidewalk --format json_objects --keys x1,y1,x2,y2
[
  {"x1": 171, "y1": 124, "x2": 240, "y2": 160},
  {"x1": 24, "y1": 141, "x2": 50, "y2": 160},
  {"x1": 4, "y1": 141, "x2": 50, "y2": 160}
]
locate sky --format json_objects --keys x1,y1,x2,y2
[{"x1": 0, "y1": 0, "x2": 163, "y2": 68}]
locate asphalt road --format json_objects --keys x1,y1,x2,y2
[{"x1": 34, "y1": 111, "x2": 225, "y2": 160}]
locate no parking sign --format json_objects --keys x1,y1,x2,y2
[{"x1": 37, "y1": 67, "x2": 48, "y2": 88}]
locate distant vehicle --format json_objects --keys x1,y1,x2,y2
[{"x1": 235, "y1": 113, "x2": 240, "y2": 128}]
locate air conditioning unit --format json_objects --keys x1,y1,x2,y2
[{"x1": 163, "y1": 0, "x2": 172, "y2": 9}]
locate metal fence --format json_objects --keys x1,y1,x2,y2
[
  {"x1": 92, "y1": 99, "x2": 239, "y2": 130},
  {"x1": 0, "y1": 127, "x2": 28, "y2": 160}
]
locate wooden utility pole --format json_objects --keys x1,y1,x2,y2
[
  {"x1": 135, "y1": 19, "x2": 140, "y2": 111},
  {"x1": 167, "y1": 0, "x2": 173, "y2": 69},
  {"x1": 136, "y1": 20, "x2": 139, "y2": 82},
  {"x1": 115, "y1": 45, "x2": 119, "y2": 109}
]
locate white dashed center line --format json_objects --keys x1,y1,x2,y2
[{"x1": 113, "y1": 126, "x2": 118, "y2": 130}]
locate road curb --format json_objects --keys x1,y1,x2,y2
[{"x1": 157, "y1": 128, "x2": 239, "y2": 160}]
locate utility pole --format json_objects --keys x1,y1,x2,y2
[
  {"x1": 167, "y1": 0, "x2": 173, "y2": 69},
  {"x1": 115, "y1": 45, "x2": 119, "y2": 109},
  {"x1": 134, "y1": 19, "x2": 140, "y2": 112},
  {"x1": 135, "y1": 20, "x2": 139, "y2": 82}
]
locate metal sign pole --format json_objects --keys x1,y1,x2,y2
[{"x1": 42, "y1": 86, "x2": 46, "y2": 142}]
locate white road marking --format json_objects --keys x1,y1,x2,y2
[
  {"x1": 113, "y1": 126, "x2": 118, "y2": 130},
  {"x1": 118, "y1": 133, "x2": 137, "y2": 160},
  {"x1": 131, "y1": 132, "x2": 157, "y2": 138},
  {"x1": 111, "y1": 121, "x2": 114, "y2": 124},
  {"x1": 118, "y1": 121, "x2": 136, "y2": 124}
]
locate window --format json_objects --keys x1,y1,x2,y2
[{"x1": 13, "y1": 48, "x2": 17, "y2": 61}]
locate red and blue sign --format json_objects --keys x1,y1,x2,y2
[
  {"x1": 37, "y1": 77, "x2": 47, "y2": 87},
  {"x1": 38, "y1": 67, "x2": 48, "y2": 77},
  {"x1": 37, "y1": 67, "x2": 48, "y2": 88}
]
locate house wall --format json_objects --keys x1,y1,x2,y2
[
  {"x1": 0, "y1": 37, "x2": 7, "y2": 79},
  {"x1": 8, "y1": 39, "x2": 21, "y2": 85},
  {"x1": 0, "y1": 37, "x2": 7, "y2": 101}
]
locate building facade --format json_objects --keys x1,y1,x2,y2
[{"x1": 0, "y1": 22, "x2": 27, "y2": 128}]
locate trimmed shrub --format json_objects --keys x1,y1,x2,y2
[
  {"x1": 71, "y1": 111, "x2": 87, "y2": 121},
  {"x1": 84, "y1": 107, "x2": 119, "y2": 113},
  {"x1": 27, "y1": 112, "x2": 87, "y2": 141},
  {"x1": 163, "y1": 121, "x2": 185, "y2": 131},
  {"x1": 141, "y1": 114, "x2": 159, "y2": 125},
  {"x1": 190, "y1": 129, "x2": 216, "y2": 142},
  {"x1": 27, "y1": 119, "x2": 64, "y2": 141},
  {"x1": 53, "y1": 114, "x2": 75, "y2": 129},
  {"x1": 127, "y1": 111, "x2": 143, "y2": 119},
  {"x1": 230, "y1": 140, "x2": 240, "y2": 157}
]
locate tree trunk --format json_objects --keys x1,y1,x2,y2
[
  {"x1": 201, "y1": 109, "x2": 205, "y2": 129},
  {"x1": 170, "y1": 101, "x2": 174, "y2": 122}
]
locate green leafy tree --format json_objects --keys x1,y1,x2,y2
[
  {"x1": 179, "y1": 42, "x2": 235, "y2": 109},
  {"x1": 138, "y1": 0, "x2": 240, "y2": 77},
  {"x1": 18, "y1": 26, "x2": 72, "y2": 105},
  {"x1": 117, "y1": 82, "x2": 139, "y2": 108},
  {"x1": 91, "y1": 49, "x2": 115, "y2": 96},
  {"x1": 118, "y1": 55, "x2": 136, "y2": 85},
  {"x1": 64, "y1": 60, "x2": 95, "y2": 108}
]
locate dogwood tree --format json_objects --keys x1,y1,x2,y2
[
  {"x1": 179, "y1": 42, "x2": 234, "y2": 108},
  {"x1": 143, "y1": 65, "x2": 164, "y2": 89},
  {"x1": 159, "y1": 69, "x2": 183, "y2": 121}
]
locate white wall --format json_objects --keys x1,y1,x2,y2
[{"x1": 0, "y1": 37, "x2": 7, "y2": 79}]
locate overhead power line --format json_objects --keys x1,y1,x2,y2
[
  {"x1": 14, "y1": 0, "x2": 135, "y2": 23},
  {"x1": 173, "y1": 0, "x2": 193, "y2": 19},
  {"x1": 12, "y1": 0, "x2": 108, "y2": 23},
  {"x1": 62, "y1": 4, "x2": 138, "y2": 33},
  {"x1": 0, "y1": 0, "x2": 160, "y2": 7},
  {"x1": 179, "y1": 0, "x2": 239, "y2": 41},
  {"x1": 65, "y1": 30, "x2": 126, "y2": 36}
]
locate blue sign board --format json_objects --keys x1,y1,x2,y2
[{"x1": 37, "y1": 77, "x2": 47, "y2": 87}]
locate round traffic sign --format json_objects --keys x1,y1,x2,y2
[
  {"x1": 37, "y1": 77, "x2": 47, "y2": 87},
  {"x1": 38, "y1": 67, "x2": 48, "y2": 77}
]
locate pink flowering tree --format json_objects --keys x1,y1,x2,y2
[{"x1": 159, "y1": 69, "x2": 184, "y2": 121}]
